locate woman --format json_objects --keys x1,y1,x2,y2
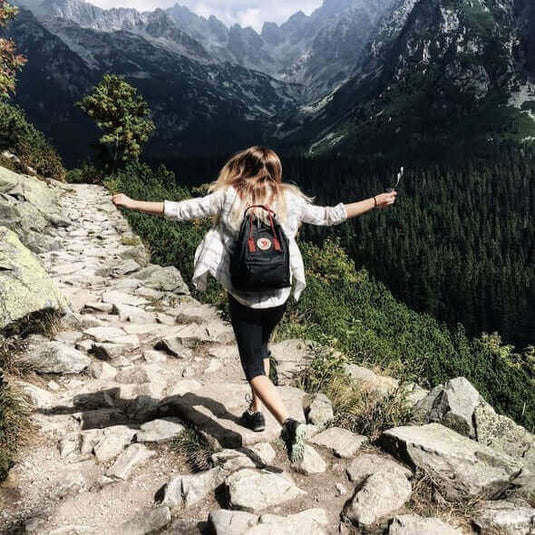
[{"x1": 111, "y1": 146, "x2": 397, "y2": 462}]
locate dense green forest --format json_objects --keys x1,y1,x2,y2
[
  {"x1": 106, "y1": 161, "x2": 535, "y2": 431},
  {"x1": 150, "y1": 146, "x2": 535, "y2": 350}
]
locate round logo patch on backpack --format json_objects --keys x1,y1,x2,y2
[{"x1": 257, "y1": 237, "x2": 272, "y2": 250}]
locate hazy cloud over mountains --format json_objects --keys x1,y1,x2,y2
[{"x1": 88, "y1": 0, "x2": 323, "y2": 30}]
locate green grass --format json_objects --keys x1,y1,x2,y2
[{"x1": 0, "y1": 310, "x2": 64, "y2": 481}]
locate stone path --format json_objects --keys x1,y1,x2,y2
[
  {"x1": 2, "y1": 181, "x2": 530, "y2": 534},
  {"x1": 0, "y1": 184, "x2": 370, "y2": 534}
]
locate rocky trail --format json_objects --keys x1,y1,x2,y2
[{"x1": 1, "y1": 171, "x2": 535, "y2": 534}]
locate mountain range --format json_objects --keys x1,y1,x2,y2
[{"x1": 3, "y1": 0, "x2": 535, "y2": 165}]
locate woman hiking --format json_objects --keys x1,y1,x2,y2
[{"x1": 111, "y1": 146, "x2": 397, "y2": 462}]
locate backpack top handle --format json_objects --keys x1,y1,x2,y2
[
  {"x1": 244, "y1": 204, "x2": 282, "y2": 253},
  {"x1": 243, "y1": 204, "x2": 277, "y2": 218}
]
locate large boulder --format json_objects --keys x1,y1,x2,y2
[
  {"x1": 0, "y1": 226, "x2": 67, "y2": 329},
  {"x1": 413, "y1": 377, "x2": 535, "y2": 470},
  {"x1": 380, "y1": 423, "x2": 523, "y2": 500},
  {"x1": 412, "y1": 377, "x2": 480, "y2": 438},
  {"x1": 0, "y1": 166, "x2": 65, "y2": 250},
  {"x1": 0, "y1": 166, "x2": 60, "y2": 217},
  {"x1": 474, "y1": 401, "x2": 535, "y2": 471}
]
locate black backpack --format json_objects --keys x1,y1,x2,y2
[{"x1": 230, "y1": 204, "x2": 291, "y2": 291}]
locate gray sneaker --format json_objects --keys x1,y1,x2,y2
[{"x1": 280, "y1": 418, "x2": 306, "y2": 462}]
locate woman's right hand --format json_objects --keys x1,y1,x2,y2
[
  {"x1": 112, "y1": 193, "x2": 135, "y2": 210},
  {"x1": 374, "y1": 191, "x2": 397, "y2": 209}
]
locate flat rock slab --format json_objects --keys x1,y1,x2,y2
[
  {"x1": 20, "y1": 341, "x2": 90, "y2": 374},
  {"x1": 135, "y1": 418, "x2": 185, "y2": 443},
  {"x1": 291, "y1": 445, "x2": 327, "y2": 475},
  {"x1": 106, "y1": 443, "x2": 155, "y2": 480},
  {"x1": 158, "y1": 383, "x2": 306, "y2": 447},
  {"x1": 309, "y1": 427, "x2": 368, "y2": 458},
  {"x1": 93, "y1": 425, "x2": 136, "y2": 462},
  {"x1": 119, "y1": 506, "x2": 171, "y2": 535},
  {"x1": 174, "y1": 302, "x2": 221, "y2": 324},
  {"x1": 158, "y1": 467, "x2": 224, "y2": 507},
  {"x1": 472, "y1": 500, "x2": 535, "y2": 535},
  {"x1": 343, "y1": 470, "x2": 412, "y2": 528},
  {"x1": 388, "y1": 514, "x2": 463, "y2": 534},
  {"x1": 208, "y1": 508, "x2": 329, "y2": 535},
  {"x1": 212, "y1": 444, "x2": 277, "y2": 473},
  {"x1": 226, "y1": 469, "x2": 306, "y2": 512},
  {"x1": 346, "y1": 453, "x2": 412, "y2": 484},
  {"x1": 102, "y1": 289, "x2": 148, "y2": 307},
  {"x1": 83, "y1": 326, "x2": 127, "y2": 343},
  {"x1": 380, "y1": 423, "x2": 524, "y2": 500},
  {"x1": 208, "y1": 509, "x2": 258, "y2": 534}
]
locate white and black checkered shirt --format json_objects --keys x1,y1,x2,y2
[{"x1": 163, "y1": 185, "x2": 347, "y2": 309}]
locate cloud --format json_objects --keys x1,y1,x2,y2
[{"x1": 88, "y1": 0, "x2": 324, "y2": 31}]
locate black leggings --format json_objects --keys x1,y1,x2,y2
[{"x1": 228, "y1": 293, "x2": 287, "y2": 381}]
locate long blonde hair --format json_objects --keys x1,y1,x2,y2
[{"x1": 208, "y1": 146, "x2": 313, "y2": 228}]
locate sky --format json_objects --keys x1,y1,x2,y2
[{"x1": 88, "y1": 0, "x2": 324, "y2": 31}]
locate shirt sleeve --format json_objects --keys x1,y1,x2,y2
[
  {"x1": 163, "y1": 189, "x2": 225, "y2": 222},
  {"x1": 297, "y1": 195, "x2": 348, "y2": 226}
]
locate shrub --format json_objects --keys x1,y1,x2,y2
[
  {"x1": 172, "y1": 426, "x2": 215, "y2": 472},
  {"x1": 0, "y1": 101, "x2": 65, "y2": 180},
  {"x1": 67, "y1": 161, "x2": 103, "y2": 184}
]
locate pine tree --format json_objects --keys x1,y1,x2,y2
[{"x1": 77, "y1": 74, "x2": 155, "y2": 171}]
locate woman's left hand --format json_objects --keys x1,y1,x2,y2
[{"x1": 375, "y1": 191, "x2": 397, "y2": 208}]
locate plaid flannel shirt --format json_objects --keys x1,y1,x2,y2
[{"x1": 163, "y1": 185, "x2": 348, "y2": 309}]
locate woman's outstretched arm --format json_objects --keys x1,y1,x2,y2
[
  {"x1": 298, "y1": 190, "x2": 398, "y2": 226},
  {"x1": 111, "y1": 189, "x2": 225, "y2": 220},
  {"x1": 344, "y1": 191, "x2": 397, "y2": 219},
  {"x1": 112, "y1": 194, "x2": 163, "y2": 214}
]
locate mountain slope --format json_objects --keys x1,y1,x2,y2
[
  {"x1": 165, "y1": 0, "x2": 400, "y2": 99},
  {"x1": 275, "y1": 0, "x2": 535, "y2": 159},
  {"x1": 4, "y1": 9, "x2": 300, "y2": 165}
]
